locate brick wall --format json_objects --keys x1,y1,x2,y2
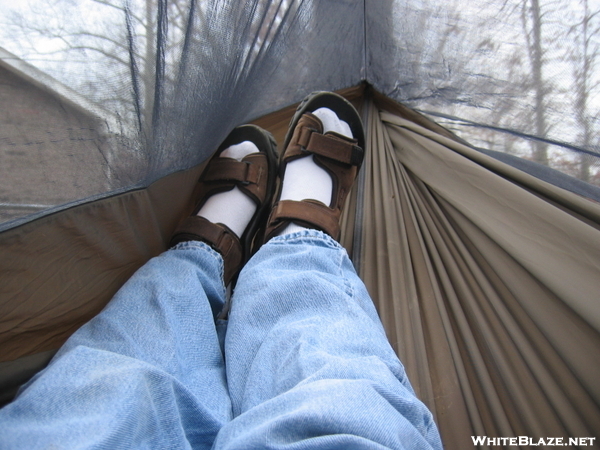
[{"x1": 0, "y1": 65, "x2": 114, "y2": 223}]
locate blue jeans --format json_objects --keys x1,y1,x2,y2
[{"x1": 0, "y1": 230, "x2": 442, "y2": 449}]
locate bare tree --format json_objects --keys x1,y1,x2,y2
[
  {"x1": 521, "y1": 0, "x2": 551, "y2": 165},
  {"x1": 566, "y1": 0, "x2": 600, "y2": 182},
  {"x1": 3, "y1": 0, "x2": 201, "y2": 132}
]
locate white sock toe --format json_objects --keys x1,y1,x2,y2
[
  {"x1": 313, "y1": 107, "x2": 353, "y2": 138},
  {"x1": 197, "y1": 141, "x2": 259, "y2": 238},
  {"x1": 277, "y1": 108, "x2": 354, "y2": 237},
  {"x1": 220, "y1": 141, "x2": 259, "y2": 161}
]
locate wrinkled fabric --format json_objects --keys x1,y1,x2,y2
[{"x1": 0, "y1": 230, "x2": 442, "y2": 449}]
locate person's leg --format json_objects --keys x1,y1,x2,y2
[
  {"x1": 216, "y1": 92, "x2": 442, "y2": 449},
  {"x1": 0, "y1": 241, "x2": 231, "y2": 450},
  {"x1": 217, "y1": 230, "x2": 442, "y2": 450},
  {"x1": 0, "y1": 123, "x2": 279, "y2": 450}
]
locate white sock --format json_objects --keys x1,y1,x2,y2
[
  {"x1": 198, "y1": 141, "x2": 259, "y2": 237},
  {"x1": 277, "y1": 108, "x2": 353, "y2": 236}
]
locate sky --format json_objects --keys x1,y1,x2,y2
[{"x1": 0, "y1": 0, "x2": 598, "y2": 180}]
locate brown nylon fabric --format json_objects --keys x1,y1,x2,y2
[
  {"x1": 0, "y1": 164, "x2": 205, "y2": 362},
  {"x1": 356, "y1": 98, "x2": 600, "y2": 448}
]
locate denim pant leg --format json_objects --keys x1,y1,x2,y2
[
  {"x1": 216, "y1": 230, "x2": 442, "y2": 450},
  {"x1": 0, "y1": 241, "x2": 232, "y2": 450}
]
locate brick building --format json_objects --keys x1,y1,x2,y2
[{"x1": 0, "y1": 47, "x2": 123, "y2": 224}]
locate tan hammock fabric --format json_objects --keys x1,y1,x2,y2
[
  {"x1": 1, "y1": 90, "x2": 599, "y2": 446},
  {"x1": 356, "y1": 99, "x2": 600, "y2": 447}
]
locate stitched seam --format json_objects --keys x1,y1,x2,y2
[
  {"x1": 171, "y1": 240, "x2": 226, "y2": 295},
  {"x1": 338, "y1": 244, "x2": 354, "y2": 299},
  {"x1": 268, "y1": 229, "x2": 341, "y2": 248}
]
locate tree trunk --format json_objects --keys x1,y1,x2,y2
[
  {"x1": 575, "y1": 0, "x2": 591, "y2": 182},
  {"x1": 530, "y1": 0, "x2": 548, "y2": 165}
]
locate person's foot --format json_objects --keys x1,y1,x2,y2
[
  {"x1": 265, "y1": 92, "x2": 365, "y2": 241},
  {"x1": 171, "y1": 125, "x2": 278, "y2": 285},
  {"x1": 197, "y1": 140, "x2": 262, "y2": 238}
]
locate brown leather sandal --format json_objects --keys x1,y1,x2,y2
[
  {"x1": 265, "y1": 92, "x2": 365, "y2": 242},
  {"x1": 170, "y1": 125, "x2": 278, "y2": 285}
]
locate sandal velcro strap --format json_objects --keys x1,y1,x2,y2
[
  {"x1": 285, "y1": 112, "x2": 364, "y2": 167},
  {"x1": 296, "y1": 126, "x2": 363, "y2": 167},
  {"x1": 170, "y1": 215, "x2": 242, "y2": 285},
  {"x1": 202, "y1": 156, "x2": 265, "y2": 186},
  {"x1": 308, "y1": 132, "x2": 363, "y2": 166},
  {"x1": 267, "y1": 199, "x2": 341, "y2": 241}
]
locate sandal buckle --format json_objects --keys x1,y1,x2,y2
[
  {"x1": 298, "y1": 126, "x2": 318, "y2": 151},
  {"x1": 241, "y1": 161, "x2": 252, "y2": 186}
]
